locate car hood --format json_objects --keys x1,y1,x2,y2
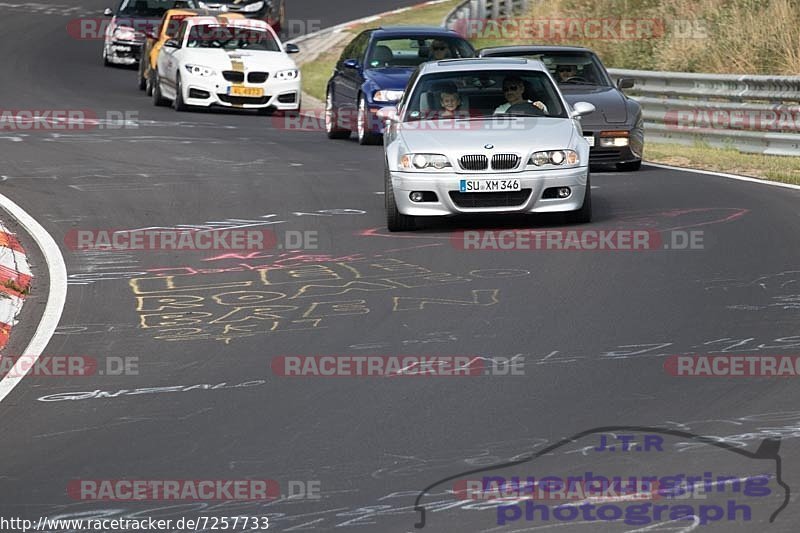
[
  {"x1": 181, "y1": 49, "x2": 296, "y2": 72},
  {"x1": 559, "y1": 85, "x2": 629, "y2": 125},
  {"x1": 397, "y1": 117, "x2": 577, "y2": 153},
  {"x1": 364, "y1": 68, "x2": 415, "y2": 91}
]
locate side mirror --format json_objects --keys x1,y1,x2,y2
[
  {"x1": 284, "y1": 43, "x2": 300, "y2": 54},
  {"x1": 343, "y1": 58, "x2": 360, "y2": 70},
  {"x1": 570, "y1": 101, "x2": 595, "y2": 118},
  {"x1": 617, "y1": 78, "x2": 635, "y2": 89},
  {"x1": 103, "y1": 7, "x2": 113, "y2": 16},
  {"x1": 164, "y1": 39, "x2": 180, "y2": 48},
  {"x1": 376, "y1": 106, "x2": 398, "y2": 122}
]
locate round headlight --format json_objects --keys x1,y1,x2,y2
[
  {"x1": 412, "y1": 154, "x2": 428, "y2": 169},
  {"x1": 550, "y1": 151, "x2": 565, "y2": 165}
]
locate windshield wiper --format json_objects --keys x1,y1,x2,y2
[{"x1": 560, "y1": 80, "x2": 599, "y2": 86}]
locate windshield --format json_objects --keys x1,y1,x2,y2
[
  {"x1": 485, "y1": 51, "x2": 612, "y2": 87},
  {"x1": 118, "y1": 0, "x2": 196, "y2": 16},
  {"x1": 186, "y1": 25, "x2": 281, "y2": 51},
  {"x1": 366, "y1": 37, "x2": 474, "y2": 69},
  {"x1": 402, "y1": 69, "x2": 567, "y2": 121}
]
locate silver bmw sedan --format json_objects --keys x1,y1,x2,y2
[{"x1": 381, "y1": 58, "x2": 596, "y2": 231}]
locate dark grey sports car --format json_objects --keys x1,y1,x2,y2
[{"x1": 478, "y1": 45, "x2": 643, "y2": 171}]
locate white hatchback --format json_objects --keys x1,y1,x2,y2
[{"x1": 152, "y1": 16, "x2": 301, "y2": 113}]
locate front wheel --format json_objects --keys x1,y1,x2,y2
[
  {"x1": 357, "y1": 95, "x2": 381, "y2": 145},
  {"x1": 152, "y1": 71, "x2": 168, "y2": 107},
  {"x1": 173, "y1": 75, "x2": 188, "y2": 111},
  {"x1": 385, "y1": 167, "x2": 416, "y2": 231},
  {"x1": 325, "y1": 89, "x2": 350, "y2": 139},
  {"x1": 565, "y1": 175, "x2": 592, "y2": 224}
]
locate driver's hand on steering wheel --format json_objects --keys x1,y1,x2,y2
[{"x1": 532, "y1": 101, "x2": 546, "y2": 111}]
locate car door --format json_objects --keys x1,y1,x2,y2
[{"x1": 336, "y1": 31, "x2": 371, "y2": 111}]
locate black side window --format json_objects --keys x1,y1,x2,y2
[{"x1": 338, "y1": 31, "x2": 371, "y2": 67}]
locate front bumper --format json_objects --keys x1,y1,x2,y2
[
  {"x1": 106, "y1": 40, "x2": 143, "y2": 65},
  {"x1": 582, "y1": 130, "x2": 643, "y2": 164},
  {"x1": 391, "y1": 166, "x2": 589, "y2": 217},
  {"x1": 181, "y1": 74, "x2": 301, "y2": 110}
]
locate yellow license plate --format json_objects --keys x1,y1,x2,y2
[{"x1": 228, "y1": 85, "x2": 264, "y2": 97}]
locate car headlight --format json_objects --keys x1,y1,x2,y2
[
  {"x1": 184, "y1": 64, "x2": 216, "y2": 77},
  {"x1": 241, "y1": 1, "x2": 265, "y2": 12},
  {"x1": 529, "y1": 150, "x2": 579, "y2": 167},
  {"x1": 399, "y1": 153, "x2": 452, "y2": 171},
  {"x1": 599, "y1": 130, "x2": 630, "y2": 147},
  {"x1": 113, "y1": 26, "x2": 137, "y2": 41},
  {"x1": 374, "y1": 90, "x2": 404, "y2": 102},
  {"x1": 275, "y1": 69, "x2": 299, "y2": 80}
]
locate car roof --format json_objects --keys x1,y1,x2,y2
[
  {"x1": 183, "y1": 15, "x2": 269, "y2": 29},
  {"x1": 418, "y1": 57, "x2": 548, "y2": 74},
  {"x1": 371, "y1": 26, "x2": 464, "y2": 38},
  {"x1": 480, "y1": 45, "x2": 595, "y2": 55}
]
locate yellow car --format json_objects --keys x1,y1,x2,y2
[{"x1": 139, "y1": 10, "x2": 245, "y2": 95}]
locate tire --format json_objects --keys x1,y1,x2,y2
[
  {"x1": 173, "y1": 74, "x2": 188, "y2": 111},
  {"x1": 357, "y1": 94, "x2": 381, "y2": 145},
  {"x1": 385, "y1": 166, "x2": 416, "y2": 231},
  {"x1": 152, "y1": 71, "x2": 168, "y2": 107},
  {"x1": 102, "y1": 46, "x2": 111, "y2": 67},
  {"x1": 616, "y1": 159, "x2": 642, "y2": 171},
  {"x1": 566, "y1": 174, "x2": 592, "y2": 224},
  {"x1": 325, "y1": 88, "x2": 350, "y2": 139},
  {"x1": 145, "y1": 71, "x2": 153, "y2": 96},
  {"x1": 137, "y1": 55, "x2": 147, "y2": 91}
]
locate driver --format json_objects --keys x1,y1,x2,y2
[
  {"x1": 493, "y1": 75, "x2": 548, "y2": 115},
  {"x1": 556, "y1": 64, "x2": 578, "y2": 82}
]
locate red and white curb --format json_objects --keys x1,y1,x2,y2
[{"x1": 0, "y1": 223, "x2": 32, "y2": 349}]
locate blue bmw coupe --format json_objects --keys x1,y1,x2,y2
[{"x1": 324, "y1": 26, "x2": 475, "y2": 145}]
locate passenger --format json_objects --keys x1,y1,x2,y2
[{"x1": 437, "y1": 82, "x2": 462, "y2": 118}]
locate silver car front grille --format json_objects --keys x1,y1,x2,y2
[
  {"x1": 459, "y1": 155, "x2": 488, "y2": 171},
  {"x1": 491, "y1": 154, "x2": 520, "y2": 170},
  {"x1": 459, "y1": 154, "x2": 520, "y2": 171}
]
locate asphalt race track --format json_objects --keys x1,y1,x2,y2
[{"x1": 0, "y1": 1, "x2": 799, "y2": 532}]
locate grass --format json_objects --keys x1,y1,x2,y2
[
  {"x1": 300, "y1": 0, "x2": 462, "y2": 102},
  {"x1": 645, "y1": 142, "x2": 800, "y2": 185}
]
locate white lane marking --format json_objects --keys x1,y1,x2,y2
[
  {"x1": 0, "y1": 193, "x2": 67, "y2": 404},
  {"x1": 645, "y1": 162, "x2": 800, "y2": 191}
]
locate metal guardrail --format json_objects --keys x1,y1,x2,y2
[
  {"x1": 443, "y1": 0, "x2": 529, "y2": 28},
  {"x1": 607, "y1": 69, "x2": 800, "y2": 156}
]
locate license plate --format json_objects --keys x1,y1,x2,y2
[
  {"x1": 228, "y1": 85, "x2": 264, "y2": 97},
  {"x1": 584, "y1": 135, "x2": 595, "y2": 147},
  {"x1": 459, "y1": 179, "x2": 521, "y2": 193}
]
